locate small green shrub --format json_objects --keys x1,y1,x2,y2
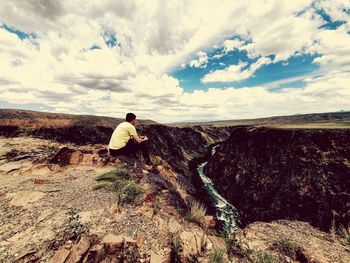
[
  {"x1": 274, "y1": 238, "x2": 300, "y2": 258},
  {"x1": 115, "y1": 180, "x2": 145, "y2": 204},
  {"x1": 114, "y1": 179, "x2": 129, "y2": 191},
  {"x1": 95, "y1": 169, "x2": 129, "y2": 182},
  {"x1": 254, "y1": 251, "x2": 278, "y2": 263},
  {"x1": 209, "y1": 251, "x2": 225, "y2": 263},
  {"x1": 224, "y1": 235, "x2": 253, "y2": 260},
  {"x1": 339, "y1": 224, "x2": 350, "y2": 245},
  {"x1": 92, "y1": 182, "x2": 114, "y2": 191},
  {"x1": 94, "y1": 166, "x2": 143, "y2": 204},
  {"x1": 186, "y1": 200, "x2": 207, "y2": 224},
  {"x1": 65, "y1": 210, "x2": 88, "y2": 240}
]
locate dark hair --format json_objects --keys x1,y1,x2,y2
[{"x1": 126, "y1": 113, "x2": 136, "y2": 122}]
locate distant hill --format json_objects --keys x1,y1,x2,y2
[
  {"x1": 172, "y1": 111, "x2": 350, "y2": 128},
  {"x1": 0, "y1": 109, "x2": 157, "y2": 129}
]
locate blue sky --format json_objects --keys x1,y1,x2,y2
[
  {"x1": 171, "y1": 7, "x2": 346, "y2": 93},
  {"x1": 0, "y1": 0, "x2": 349, "y2": 122},
  {"x1": 172, "y1": 49, "x2": 320, "y2": 92}
]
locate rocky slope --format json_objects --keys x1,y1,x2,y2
[
  {"x1": 0, "y1": 109, "x2": 232, "y2": 178},
  {"x1": 0, "y1": 109, "x2": 154, "y2": 143},
  {"x1": 1, "y1": 137, "x2": 349, "y2": 263},
  {"x1": 1, "y1": 109, "x2": 350, "y2": 262},
  {"x1": 205, "y1": 126, "x2": 350, "y2": 231}
]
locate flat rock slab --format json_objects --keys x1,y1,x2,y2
[
  {"x1": 0, "y1": 162, "x2": 22, "y2": 174},
  {"x1": 0, "y1": 147, "x2": 10, "y2": 157},
  {"x1": 7, "y1": 191, "x2": 46, "y2": 208}
]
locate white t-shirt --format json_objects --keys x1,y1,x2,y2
[{"x1": 108, "y1": 122, "x2": 137, "y2": 150}]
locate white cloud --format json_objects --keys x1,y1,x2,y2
[
  {"x1": 181, "y1": 71, "x2": 350, "y2": 122},
  {"x1": 311, "y1": 28, "x2": 350, "y2": 69},
  {"x1": 242, "y1": 14, "x2": 321, "y2": 61},
  {"x1": 202, "y1": 61, "x2": 250, "y2": 83},
  {"x1": 189, "y1": 51, "x2": 208, "y2": 68},
  {"x1": 202, "y1": 57, "x2": 272, "y2": 83},
  {"x1": 314, "y1": 0, "x2": 350, "y2": 23},
  {"x1": 223, "y1": 39, "x2": 244, "y2": 53},
  {"x1": 0, "y1": 0, "x2": 349, "y2": 122}
]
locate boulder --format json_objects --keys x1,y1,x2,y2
[
  {"x1": 167, "y1": 219, "x2": 182, "y2": 234},
  {"x1": 138, "y1": 205, "x2": 154, "y2": 219},
  {"x1": 91, "y1": 154, "x2": 106, "y2": 167},
  {"x1": 102, "y1": 234, "x2": 135, "y2": 254},
  {"x1": 206, "y1": 235, "x2": 227, "y2": 254},
  {"x1": 176, "y1": 229, "x2": 207, "y2": 258},
  {"x1": 108, "y1": 203, "x2": 120, "y2": 214},
  {"x1": 82, "y1": 244, "x2": 105, "y2": 263},
  {"x1": 69, "y1": 151, "x2": 82, "y2": 165},
  {"x1": 239, "y1": 220, "x2": 350, "y2": 263},
  {"x1": 8, "y1": 191, "x2": 46, "y2": 208},
  {"x1": 201, "y1": 216, "x2": 216, "y2": 230},
  {"x1": 65, "y1": 235, "x2": 93, "y2": 263},
  {"x1": 81, "y1": 154, "x2": 92, "y2": 165},
  {"x1": 51, "y1": 248, "x2": 70, "y2": 263},
  {"x1": 150, "y1": 251, "x2": 164, "y2": 263},
  {"x1": 102, "y1": 234, "x2": 124, "y2": 254},
  {"x1": 136, "y1": 234, "x2": 146, "y2": 248}
]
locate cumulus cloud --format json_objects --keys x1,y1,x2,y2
[
  {"x1": 202, "y1": 57, "x2": 272, "y2": 83},
  {"x1": 223, "y1": 39, "x2": 244, "y2": 53},
  {"x1": 0, "y1": 0, "x2": 349, "y2": 122},
  {"x1": 202, "y1": 61, "x2": 250, "y2": 83},
  {"x1": 182, "y1": 71, "x2": 350, "y2": 121},
  {"x1": 312, "y1": 28, "x2": 350, "y2": 68},
  {"x1": 189, "y1": 51, "x2": 208, "y2": 68}
]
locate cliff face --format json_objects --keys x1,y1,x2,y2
[
  {"x1": 143, "y1": 125, "x2": 231, "y2": 176},
  {"x1": 0, "y1": 109, "x2": 231, "y2": 176},
  {"x1": 205, "y1": 126, "x2": 350, "y2": 230}
]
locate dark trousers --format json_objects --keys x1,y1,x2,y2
[{"x1": 109, "y1": 140, "x2": 151, "y2": 164}]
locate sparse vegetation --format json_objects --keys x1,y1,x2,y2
[
  {"x1": 171, "y1": 238, "x2": 183, "y2": 263},
  {"x1": 154, "y1": 195, "x2": 162, "y2": 215},
  {"x1": 93, "y1": 166, "x2": 144, "y2": 204},
  {"x1": 338, "y1": 224, "x2": 350, "y2": 246},
  {"x1": 92, "y1": 182, "x2": 114, "y2": 191},
  {"x1": 273, "y1": 238, "x2": 300, "y2": 259},
  {"x1": 65, "y1": 210, "x2": 88, "y2": 240},
  {"x1": 253, "y1": 251, "x2": 279, "y2": 263},
  {"x1": 95, "y1": 165, "x2": 130, "y2": 181},
  {"x1": 118, "y1": 245, "x2": 139, "y2": 262},
  {"x1": 186, "y1": 200, "x2": 207, "y2": 224},
  {"x1": 211, "y1": 231, "x2": 253, "y2": 261},
  {"x1": 115, "y1": 180, "x2": 145, "y2": 204},
  {"x1": 209, "y1": 251, "x2": 225, "y2": 263},
  {"x1": 225, "y1": 236, "x2": 253, "y2": 260},
  {"x1": 188, "y1": 254, "x2": 200, "y2": 263}
]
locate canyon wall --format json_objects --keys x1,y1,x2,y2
[{"x1": 205, "y1": 126, "x2": 350, "y2": 230}]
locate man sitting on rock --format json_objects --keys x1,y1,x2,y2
[{"x1": 108, "y1": 113, "x2": 152, "y2": 168}]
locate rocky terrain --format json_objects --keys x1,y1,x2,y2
[
  {"x1": 1, "y1": 136, "x2": 350, "y2": 263},
  {"x1": 1, "y1": 109, "x2": 350, "y2": 262},
  {"x1": 205, "y1": 126, "x2": 350, "y2": 231},
  {"x1": 0, "y1": 109, "x2": 232, "y2": 177}
]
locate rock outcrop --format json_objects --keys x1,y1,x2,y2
[
  {"x1": 205, "y1": 126, "x2": 350, "y2": 230},
  {"x1": 0, "y1": 109, "x2": 232, "y2": 177},
  {"x1": 238, "y1": 220, "x2": 350, "y2": 263}
]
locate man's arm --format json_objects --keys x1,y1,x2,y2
[{"x1": 131, "y1": 134, "x2": 148, "y2": 143}]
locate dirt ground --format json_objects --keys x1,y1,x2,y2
[{"x1": 0, "y1": 137, "x2": 168, "y2": 262}]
